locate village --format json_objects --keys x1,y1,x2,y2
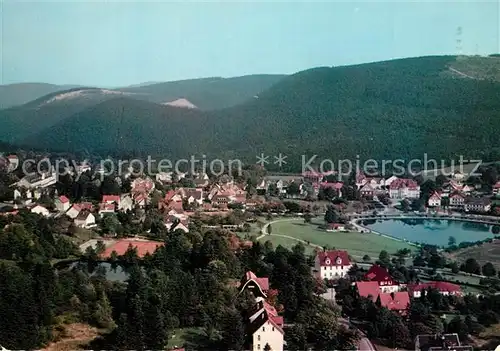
[{"x1": 1, "y1": 154, "x2": 500, "y2": 350}]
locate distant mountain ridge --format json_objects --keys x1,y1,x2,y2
[
  {"x1": 2, "y1": 56, "x2": 500, "y2": 170},
  {"x1": 0, "y1": 74, "x2": 286, "y2": 110},
  {"x1": 0, "y1": 83, "x2": 82, "y2": 109}
]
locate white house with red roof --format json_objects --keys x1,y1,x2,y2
[
  {"x1": 247, "y1": 300, "x2": 284, "y2": 351},
  {"x1": 408, "y1": 281, "x2": 462, "y2": 298},
  {"x1": 428, "y1": 192, "x2": 442, "y2": 207},
  {"x1": 131, "y1": 177, "x2": 155, "y2": 194},
  {"x1": 239, "y1": 271, "x2": 270, "y2": 299},
  {"x1": 315, "y1": 250, "x2": 352, "y2": 280},
  {"x1": 389, "y1": 178, "x2": 420, "y2": 199},
  {"x1": 102, "y1": 195, "x2": 121, "y2": 206},
  {"x1": 55, "y1": 195, "x2": 71, "y2": 212},
  {"x1": 365, "y1": 264, "x2": 400, "y2": 293},
  {"x1": 377, "y1": 291, "x2": 410, "y2": 315}
]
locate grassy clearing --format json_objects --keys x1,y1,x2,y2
[
  {"x1": 268, "y1": 220, "x2": 414, "y2": 258},
  {"x1": 167, "y1": 327, "x2": 203, "y2": 349},
  {"x1": 451, "y1": 239, "x2": 500, "y2": 267},
  {"x1": 258, "y1": 235, "x2": 316, "y2": 255}
]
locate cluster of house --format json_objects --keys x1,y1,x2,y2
[
  {"x1": 428, "y1": 172, "x2": 493, "y2": 213},
  {"x1": 257, "y1": 171, "x2": 343, "y2": 199},
  {"x1": 314, "y1": 250, "x2": 462, "y2": 315},
  {"x1": 5, "y1": 165, "x2": 265, "y2": 234},
  {"x1": 238, "y1": 271, "x2": 285, "y2": 351},
  {"x1": 356, "y1": 173, "x2": 420, "y2": 200}
]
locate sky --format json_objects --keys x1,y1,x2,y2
[{"x1": 1, "y1": 0, "x2": 499, "y2": 87}]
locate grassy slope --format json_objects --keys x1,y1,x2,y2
[{"x1": 118, "y1": 74, "x2": 286, "y2": 109}]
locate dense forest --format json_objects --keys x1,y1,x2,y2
[
  {"x1": 0, "y1": 210, "x2": 357, "y2": 350},
  {"x1": 1, "y1": 56, "x2": 500, "y2": 171}
]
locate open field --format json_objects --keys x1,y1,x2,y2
[
  {"x1": 258, "y1": 234, "x2": 316, "y2": 254},
  {"x1": 450, "y1": 239, "x2": 500, "y2": 267},
  {"x1": 262, "y1": 219, "x2": 414, "y2": 259},
  {"x1": 167, "y1": 327, "x2": 203, "y2": 350}
]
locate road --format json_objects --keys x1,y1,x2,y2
[{"x1": 257, "y1": 217, "x2": 302, "y2": 239}]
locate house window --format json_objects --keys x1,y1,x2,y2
[
  {"x1": 262, "y1": 327, "x2": 265, "y2": 332},
  {"x1": 272, "y1": 327, "x2": 275, "y2": 331},
  {"x1": 257, "y1": 344, "x2": 261, "y2": 350}
]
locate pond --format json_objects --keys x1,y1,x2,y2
[
  {"x1": 65, "y1": 261, "x2": 131, "y2": 282},
  {"x1": 361, "y1": 218, "x2": 498, "y2": 247}
]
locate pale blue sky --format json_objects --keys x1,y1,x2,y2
[{"x1": 1, "y1": 0, "x2": 499, "y2": 86}]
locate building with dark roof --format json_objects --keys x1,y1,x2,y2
[{"x1": 415, "y1": 333, "x2": 473, "y2": 351}]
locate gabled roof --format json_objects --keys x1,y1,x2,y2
[
  {"x1": 164, "y1": 190, "x2": 176, "y2": 202},
  {"x1": 75, "y1": 211, "x2": 93, "y2": 221},
  {"x1": 360, "y1": 183, "x2": 374, "y2": 192},
  {"x1": 355, "y1": 281, "x2": 380, "y2": 301},
  {"x1": 317, "y1": 250, "x2": 350, "y2": 267},
  {"x1": 99, "y1": 203, "x2": 115, "y2": 211},
  {"x1": 365, "y1": 264, "x2": 394, "y2": 283},
  {"x1": 72, "y1": 202, "x2": 93, "y2": 212},
  {"x1": 247, "y1": 307, "x2": 284, "y2": 336},
  {"x1": 102, "y1": 195, "x2": 120, "y2": 203},
  {"x1": 378, "y1": 292, "x2": 410, "y2": 311},
  {"x1": 239, "y1": 271, "x2": 269, "y2": 298},
  {"x1": 58, "y1": 195, "x2": 70, "y2": 203},
  {"x1": 429, "y1": 191, "x2": 441, "y2": 200},
  {"x1": 449, "y1": 191, "x2": 465, "y2": 199}
]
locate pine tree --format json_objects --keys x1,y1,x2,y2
[
  {"x1": 126, "y1": 295, "x2": 145, "y2": 350},
  {"x1": 144, "y1": 301, "x2": 168, "y2": 350},
  {"x1": 114, "y1": 313, "x2": 129, "y2": 350}
]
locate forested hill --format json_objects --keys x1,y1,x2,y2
[
  {"x1": 0, "y1": 74, "x2": 285, "y2": 111},
  {"x1": 4, "y1": 55, "x2": 500, "y2": 169}
]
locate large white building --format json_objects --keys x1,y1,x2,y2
[
  {"x1": 315, "y1": 250, "x2": 352, "y2": 280},
  {"x1": 388, "y1": 178, "x2": 420, "y2": 199}
]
